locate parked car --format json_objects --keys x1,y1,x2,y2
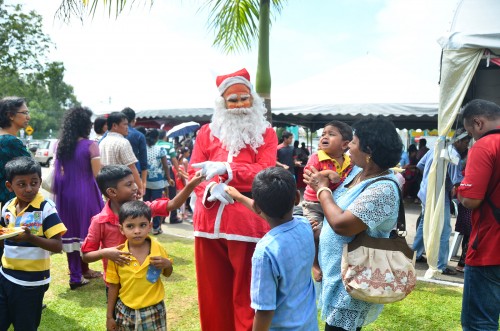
[
  {"x1": 27, "y1": 139, "x2": 44, "y2": 155},
  {"x1": 34, "y1": 139, "x2": 58, "y2": 167}
]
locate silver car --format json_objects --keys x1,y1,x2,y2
[{"x1": 34, "y1": 139, "x2": 58, "y2": 167}]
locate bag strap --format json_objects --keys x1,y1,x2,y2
[{"x1": 360, "y1": 176, "x2": 406, "y2": 232}]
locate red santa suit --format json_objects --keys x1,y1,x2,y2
[{"x1": 189, "y1": 123, "x2": 277, "y2": 331}]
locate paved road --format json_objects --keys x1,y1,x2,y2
[{"x1": 40, "y1": 166, "x2": 464, "y2": 285}]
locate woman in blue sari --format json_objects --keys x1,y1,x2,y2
[{"x1": 304, "y1": 117, "x2": 403, "y2": 331}]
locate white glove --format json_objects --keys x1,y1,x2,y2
[
  {"x1": 191, "y1": 161, "x2": 227, "y2": 181},
  {"x1": 207, "y1": 183, "x2": 234, "y2": 205}
]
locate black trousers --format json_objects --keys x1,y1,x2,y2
[
  {"x1": 168, "y1": 167, "x2": 178, "y2": 221},
  {"x1": 0, "y1": 273, "x2": 49, "y2": 331}
]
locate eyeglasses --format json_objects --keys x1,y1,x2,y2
[
  {"x1": 225, "y1": 94, "x2": 251, "y2": 103},
  {"x1": 16, "y1": 111, "x2": 30, "y2": 116}
]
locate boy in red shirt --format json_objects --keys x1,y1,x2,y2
[{"x1": 80, "y1": 165, "x2": 203, "y2": 291}]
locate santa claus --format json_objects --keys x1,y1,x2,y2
[{"x1": 190, "y1": 68, "x2": 278, "y2": 331}]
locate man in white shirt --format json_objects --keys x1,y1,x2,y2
[{"x1": 99, "y1": 112, "x2": 144, "y2": 197}]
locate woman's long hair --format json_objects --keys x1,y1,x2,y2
[{"x1": 57, "y1": 107, "x2": 93, "y2": 160}]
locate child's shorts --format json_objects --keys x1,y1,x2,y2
[
  {"x1": 302, "y1": 200, "x2": 325, "y2": 230},
  {"x1": 115, "y1": 297, "x2": 166, "y2": 331}
]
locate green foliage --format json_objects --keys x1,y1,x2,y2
[
  {"x1": 201, "y1": 0, "x2": 286, "y2": 54},
  {"x1": 0, "y1": 1, "x2": 79, "y2": 138},
  {"x1": 0, "y1": 0, "x2": 51, "y2": 73}
]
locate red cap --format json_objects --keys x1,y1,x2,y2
[{"x1": 216, "y1": 68, "x2": 252, "y2": 94}]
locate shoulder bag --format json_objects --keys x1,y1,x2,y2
[
  {"x1": 41, "y1": 165, "x2": 55, "y2": 193},
  {"x1": 341, "y1": 177, "x2": 417, "y2": 304}
]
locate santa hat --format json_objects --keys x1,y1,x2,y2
[{"x1": 216, "y1": 68, "x2": 252, "y2": 95}]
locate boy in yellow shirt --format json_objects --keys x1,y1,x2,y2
[{"x1": 106, "y1": 200, "x2": 173, "y2": 331}]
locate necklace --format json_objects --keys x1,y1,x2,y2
[{"x1": 351, "y1": 169, "x2": 389, "y2": 187}]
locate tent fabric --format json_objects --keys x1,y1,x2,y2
[
  {"x1": 437, "y1": 0, "x2": 500, "y2": 53},
  {"x1": 424, "y1": 0, "x2": 497, "y2": 278},
  {"x1": 137, "y1": 103, "x2": 438, "y2": 131},
  {"x1": 423, "y1": 49, "x2": 482, "y2": 278}
]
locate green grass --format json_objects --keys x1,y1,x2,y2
[{"x1": 34, "y1": 234, "x2": 463, "y2": 331}]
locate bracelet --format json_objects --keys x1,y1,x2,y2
[{"x1": 316, "y1": 187, "x2": 332, "y2": 200}]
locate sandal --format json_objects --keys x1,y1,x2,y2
[
  {"x1": 70, "y1": 277, "x2": 90, "y2": 290},
  {"x1": 455, "y1": 266, "x2": 464, "y2": 273},
  {"x1": 83, "y1": 270, "x2": 103, "y2": 279}
]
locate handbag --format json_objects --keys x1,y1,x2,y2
[
  {"x1": 341, "y1": 177, "x2": 417, "y2": 304},
  {"x1": 41, "y1": 165, "x2": 55, "y2": 193}
]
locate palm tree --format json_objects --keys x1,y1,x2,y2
[{"x1": 56, "y1": 0, "x2": 286, "y2": 122}]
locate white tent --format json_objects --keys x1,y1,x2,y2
[{"x1": 423, "y1": 0, "x2": 500, "y2": 278}]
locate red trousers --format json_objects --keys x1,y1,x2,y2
[{"x1": 195, "y1": 237, "x2": 256, "y2": 331}]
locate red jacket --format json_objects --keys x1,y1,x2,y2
[{"x1": 189, "y1": 124, "x2": 277, "y2": 242}]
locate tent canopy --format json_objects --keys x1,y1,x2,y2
[
  {"x1": 136, "y1": 103, "x2": 438, "y2": 131},
  {"x1": 423, "y1": 0, "x2": 500, "y2": 278}
]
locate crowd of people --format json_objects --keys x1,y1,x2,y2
[{"x1": 0, "y1": 71, "x2": 499, "y2": 331}]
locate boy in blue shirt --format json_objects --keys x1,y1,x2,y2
[
  {"x1": 0, "y1": 156, "x2": 67, "y2": 331},
  {"x1": 226, "y1": 167, "x2": 318, "y2": 331}
]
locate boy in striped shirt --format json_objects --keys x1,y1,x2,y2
[{"x1": 0, "y1": 156, "x2": 67, "y2": 331}]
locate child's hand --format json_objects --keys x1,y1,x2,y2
[
  {"x1": 106, "y1": 317, "x2": 117, "y2": 330},
  {"x1": 150, "y1": 256, "x2": 172, "y2": 270},
  {"x1": 102, "y1": 245, "x2": 132, "y2": 266},
  {"x1": 320, "y1": 170, "x2": 341, "y2": 184},
  {"x1": 224, "y1": 185, "x2": 244, "y2": 202},
  {"x1": 177, "y1": 167, "x2": 189, "y2": 180},
  {"x1": 167, "y1": 178, "x2": 175, "y2": 187},
  {"x1": 9, "y1": 226, "x2": 33, "y2": 243},
  {"x1": 189, "y1": 171, "x2": 206, "y2": 186},
  {"x1": 309, "y1": 219, "x2": 321, "y2": 231}
]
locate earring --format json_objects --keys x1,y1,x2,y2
[{"x1": 366, "y1": 156, "x2": 371, "y2": 164}]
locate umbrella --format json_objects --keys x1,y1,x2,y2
[{"x1": 166, "y1": 121, "x2": 201, "y2": 138}]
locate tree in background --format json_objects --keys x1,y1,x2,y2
[
  {"x1": 56, "y1": 0, "x2": 286, "y2": 123},
  {"x1": 0, "y1": 0, "x2": 79, "y2": 138}
]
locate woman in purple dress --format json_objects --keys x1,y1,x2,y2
[{"x1": 53, "y1": 107, "x2": 104, "y2": 289}]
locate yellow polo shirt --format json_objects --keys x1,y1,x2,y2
[
  {"x1": 317, "y1": 150, "x2": 351, "y2": 175},
  {"x1": 106, "y1": 237, "x2": 170, "y2": 309}
]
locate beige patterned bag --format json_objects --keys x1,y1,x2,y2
[
  {"x1": 341, "y1": 231, "x2": 416, "y2": 303},
  {"x1": 341, "y1": 177, "x2": 416, "y2": 304}
]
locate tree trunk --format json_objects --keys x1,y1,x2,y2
[{"x1": 256, "y1": 0, "x2": 272, "y2": 124}]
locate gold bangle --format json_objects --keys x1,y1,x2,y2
[{"x1": 316, "y1": 187, "x2": 332, "y2": 200}]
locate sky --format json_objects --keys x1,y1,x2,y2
[{"x1": 8, "y1": 0, "x2": 460, "y2": 114}]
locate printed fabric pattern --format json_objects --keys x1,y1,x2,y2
[{"x1": 318, "y1": 166, "x2": 399, "y2": 331}]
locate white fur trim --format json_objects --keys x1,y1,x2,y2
[
  {"x1": 194, "y1": 231, "x2": 262, "y2": 243},
  {"x1": 218, "y1": 76, "x2": 252, "y2": 95}
]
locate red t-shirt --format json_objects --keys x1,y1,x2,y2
[
  {"x1": 81, "y1": 198, "x2": 170, "y2": 279},
  {"x1": 457, "y1": 127, "x2": 500, "y2": 266}
]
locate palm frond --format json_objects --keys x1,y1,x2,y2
[
  {"x1": 202, "y1": 0, "x2": 286, "y2": 54},
  {"x1": 56, "y1": 0, "x2": 154, "y2": 22},
  {"x1": 201, "y1": 0, "x2": 259, "y2": 54}
]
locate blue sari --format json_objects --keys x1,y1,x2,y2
[{"x1": 318, "y1": 166, "x2": 400, "y2": 331}]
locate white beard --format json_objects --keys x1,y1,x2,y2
[{"x1": 210, "y1": 93, "x2": 270, "y2": 156}]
